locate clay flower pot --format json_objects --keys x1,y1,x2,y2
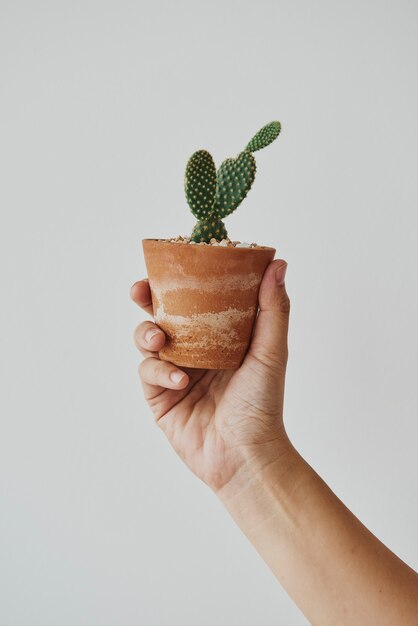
[{"x1": 142, "y1": 239, "x2": 275, "y2": 369}]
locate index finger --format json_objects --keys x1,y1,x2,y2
[{"x1": 130, "y1": 279, "x2": 154, "y2": 316}]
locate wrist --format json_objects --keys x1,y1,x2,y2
[{"x1": 216, "y1": 432, "x2": 301, "y2": 510}]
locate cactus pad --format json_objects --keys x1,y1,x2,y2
[
  {"x1": 212, "y1": 151, "x2": 256, "y2": 219},
  {"x1": 191, "y1": 218, "x2": 228, "y2": 243},
  {"x1": 245, "y1": 121, "x2": 281, "y2": 153},
  {"x1": 184, "y1": 150, "x2": 217, "y2": 220}
]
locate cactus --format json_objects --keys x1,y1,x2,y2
[{"x1": 184, "y1": 121, "x2": 281, "y2": 243}]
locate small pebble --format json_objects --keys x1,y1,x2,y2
[{"x1": 163, "y1": 237, "x2": 259, "y2": 247}]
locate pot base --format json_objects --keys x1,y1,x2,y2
[{"x1": 159, "y1": 351, "x2": 242, "y2": 370}]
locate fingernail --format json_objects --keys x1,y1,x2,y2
[
  {"x1": 275, "y1": 262, "x2": 287, "y2": 285},
  {"x1": 170, "y1": 371, "x2": 185, "y2": 385},
  {"x1": 145, "y1": 329, "x2": 161, "y2": 343}
]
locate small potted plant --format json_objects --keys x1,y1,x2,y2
[{"x1": 143, "y1": 121, "x2": 281, "y2": 369}]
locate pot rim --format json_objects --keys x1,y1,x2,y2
[{"x1": 142, "y1": 238, "x2": 276, "y2": 253}]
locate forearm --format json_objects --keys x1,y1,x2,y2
[{"x1": 217, "y1": 440, "x2": 418, "y2": 625}]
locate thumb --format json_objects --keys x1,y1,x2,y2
[{"x1": 247, "y1": 259, "x2": 290, "y2": 370}]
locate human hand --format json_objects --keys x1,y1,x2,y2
[{"x1": 131, "y1": 259, "x2": 291, "y2": 493}]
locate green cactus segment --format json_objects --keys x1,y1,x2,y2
[
  {"x1": 212, "y1": 151, "x2": 256, "y2": 219},
  {"x1": 245, "y1": 120, "x2": 281, "y2": 153},
  {"x1": 184, "y1": 150, "x2": 217, "y2": 220},
  {"x1": 191, "y1": 218, "x2": 228, "y2": 243}
]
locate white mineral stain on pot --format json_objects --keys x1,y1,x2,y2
[{"x1": 154, "y1": 303, "x2": 254, "y2": 349}]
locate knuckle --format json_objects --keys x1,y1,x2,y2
[
  {"x1": 140, "y1": 320, "x2": 153, "y2": 334},
  {"x1": 133, "y1": 325, "x2": 140, "y2": 345},
  {"x1": 155, "y1": 359, "x2": 168, "y2": 380},
  {"x1": 133, "y1": 322, "x2": 144, "y2": 340},
  {"x1": 278, "y1": 346, "x2": 289, "y2": 370},
  {"x1": 266, "y1": 348, "x2": 289, "y2": 371},
  {"x1": 138, "y1": 360, "x2": 146, "y2": 379},
  {"x1": 278, "y1": 290, "x2": 291, "y2": 315},
  {"x1": 134, "y1": 321, "x2": 153, "y2": 346},
  {"x1": 139, "y1": 356, "x2": 166, "y2": 383},
  {"x1": 138, "y1": 356, "x2": 154, "y2": 379},
  {"x1": 154, "y1": 414, "x2": 165, "y2": 429}
]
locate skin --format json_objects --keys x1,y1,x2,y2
[{"x1": 131, "y1": 259, "x2": 418, "y2": 625}]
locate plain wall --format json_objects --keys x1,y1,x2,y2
[{"x1": 1, "y1": 1, "x2": 417, "y2": 624}]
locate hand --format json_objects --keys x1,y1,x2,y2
[{"x1": 131, "y1": 259, "x2": 291, "y2": 492}]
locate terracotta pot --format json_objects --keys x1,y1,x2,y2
[{"x1": 142, "y1": 239, "x2": 276, "y2": 369}]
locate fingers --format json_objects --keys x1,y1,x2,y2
[
  {"x1": 130, "y1": 279, "x2": 154, "y2": 316},
  {"x1": 134, "y1": 320, "x2": 166, "y2": 357},
  {"x1": 248, "y1": 259, "x2": 290, "y2": 370},
  {"x1": 131, "y1": 279, "x2": 191, "y2": 410},
  {"x1": 139, "y1": 357, "x2": 189, "y2": 400}
]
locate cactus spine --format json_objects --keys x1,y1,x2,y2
[{"x1": 184, "y1": 121, "x2": 281, "y2": 243}]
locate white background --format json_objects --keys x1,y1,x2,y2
[{"x1": 1, "y1": 1, "x2": 418, "y2": 624}]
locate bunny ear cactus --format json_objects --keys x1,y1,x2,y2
[{"x1": 184, "y1": 121, "x2": 281, "y2": 243}]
